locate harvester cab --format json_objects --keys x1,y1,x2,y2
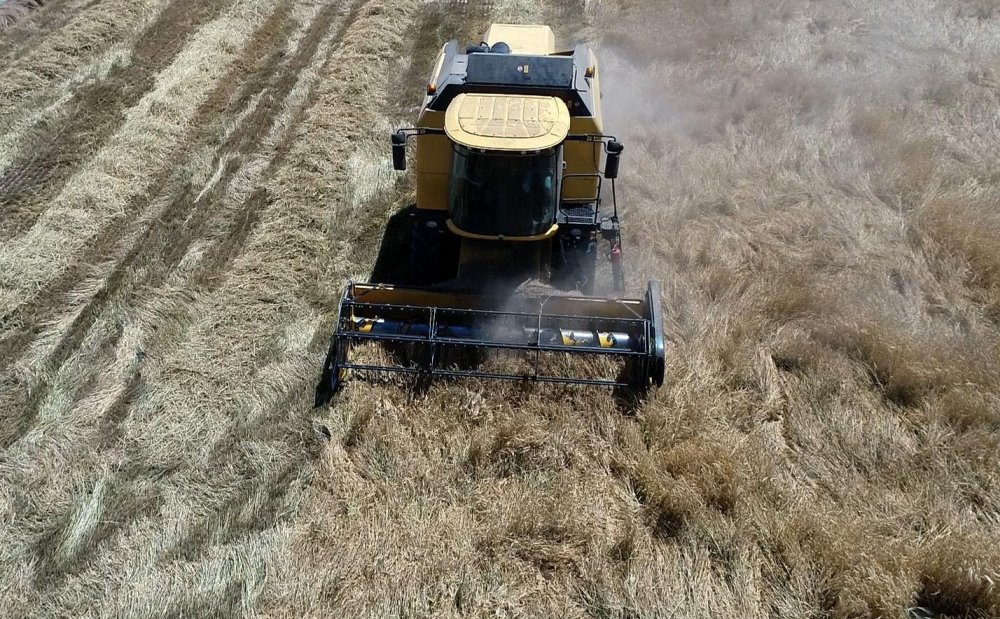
[{"x1": 316, "y1": 24, "x2": 665, "y2": 405}]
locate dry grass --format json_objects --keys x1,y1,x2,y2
[
  {"x1": 2, "y1": 0, "x2": 1000, "y2": 617},
  {"x1": 0, "y1": 0, "x2": 44, "y2": 30},
  {"x1": 0, "y1": 0, "x2": 280, "y2": 315},
  {"x1": 0, "y1": 0, "x2": 166, "y2": 135},
  {"x1": 921, "y1": 192, "x2": 1000, "y2": 320}
]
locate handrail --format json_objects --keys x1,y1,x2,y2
[{"x1": 559, "y1": 172, "x2": 603, "y2": 225}]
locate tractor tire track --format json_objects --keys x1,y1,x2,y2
[
  {"x1": 0, "y1": 0, "x2": 232, "y2": 241},
  {"x1": 0, "y1": 0, "x2": 301, "y2": 449},
  {"x1": 0, "y1": 0, "x2": 96, "y2": 65},
  {"x1": 3, "y1": 1, "x2": 362, "y2": 601}
]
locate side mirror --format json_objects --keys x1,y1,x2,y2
[
  {"x1": 605, "y1": 140, "x2": 623, "y2": 180},
  {"x1": 391, "y1": 131, "x2": 407, "y2": 171}
]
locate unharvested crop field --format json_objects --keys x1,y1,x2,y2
[{"x1": 2, "y1": 0, "x2": 1000, "y2": 616}]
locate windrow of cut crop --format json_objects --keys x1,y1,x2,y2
[
  {"x1": 0, "y1": 0, "x2": 169, "y2": 145},
  {"x1": 0, "y1": 2, "x2": 375, "y2": 617},
  {"x1": 0, "y1": 0, "x2": 341, "y2": 614},
  {"x1": 0, "y1": 0, "x2": 235, "y2": 241},
  {"x1": 0, "y1": 0, "x2": 276, "y2": 326}
]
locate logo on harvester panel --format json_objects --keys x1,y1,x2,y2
[{"x1": 517, "y1": 64, "x2": 530, "y2": 74}]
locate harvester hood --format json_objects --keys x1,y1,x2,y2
[{"x1": 444, "y1": 93, "x2": 571, "y2": 152}]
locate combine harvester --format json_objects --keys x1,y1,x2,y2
[{"x1": 316, "y1": 24, "x2": 665, "y2": 405}]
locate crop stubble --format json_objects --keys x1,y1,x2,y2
[{"x1": 1, "y1": 0, "x2": 1000, "y2": 617}]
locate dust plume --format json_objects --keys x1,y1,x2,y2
[{"x1": 579, "y1": 2, "x2": 1000, "y2": 616}]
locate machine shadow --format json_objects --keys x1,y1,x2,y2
[
  {"x1": 363, "y1": 204, "x2": 649, "y2": 414},
  {"x1": 612, "y1": 383, "x2": 646, "y2": 416},
  {"x1": 369, "y1": 204, "x2": 414, "y2": 286}
]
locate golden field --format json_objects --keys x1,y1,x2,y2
[{"x1": 1, "y1": 0, "x2": 999, "y2": 616}]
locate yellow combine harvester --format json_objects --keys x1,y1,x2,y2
[{"x1": 316, "y1": 24, "x2": 665, "y2": 405}]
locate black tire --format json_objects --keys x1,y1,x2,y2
[
  {"x1": 627, "y1": 358, "x2": 651, "y2": 394},
  {"x1": 314, "y1": 337, "x2": 347, "y2": 407},
  {"x1": 552, "y1": 236, "x2": 597, "y2": 294}
]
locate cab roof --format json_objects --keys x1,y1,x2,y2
[{"x1": 444, "y1": 93, "x2": 571, "y2": 151}]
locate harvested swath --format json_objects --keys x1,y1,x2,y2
[
  {"x1": 0, "y1": 0, "x2": 232, "y2": 241},
  {"x1": 1, "y1": 0, "x2": 1000, "y2": 616},
  {"x1": 0, "y1": 0, "x2": 44, "y2": 30},
  {"x1": 0, "y1": 0, "x2": 279, "y2": 318},
  {"x1": 0, "y1": 1, "x2": 300, "y2": 449},
  {"x1": 0, "y1": 2, "x2": 363, "y2": 615},
  {"x1": 0, "y1": 0, "x2": 166, "y2": 139}
]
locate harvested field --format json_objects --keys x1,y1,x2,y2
[{"x1": 2, "y1": 0, "x2": 1000, "y2": 617}]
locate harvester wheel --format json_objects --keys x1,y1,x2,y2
[
  {"x1": 315, "y1": 337, "x2": 347, "y2": 407},
  {"x1": 552, "y1": 235, "x2": 597, "y2": 294},
  {"x1": 625, "y1": 359, "x2": 652, "y2": 396}
]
